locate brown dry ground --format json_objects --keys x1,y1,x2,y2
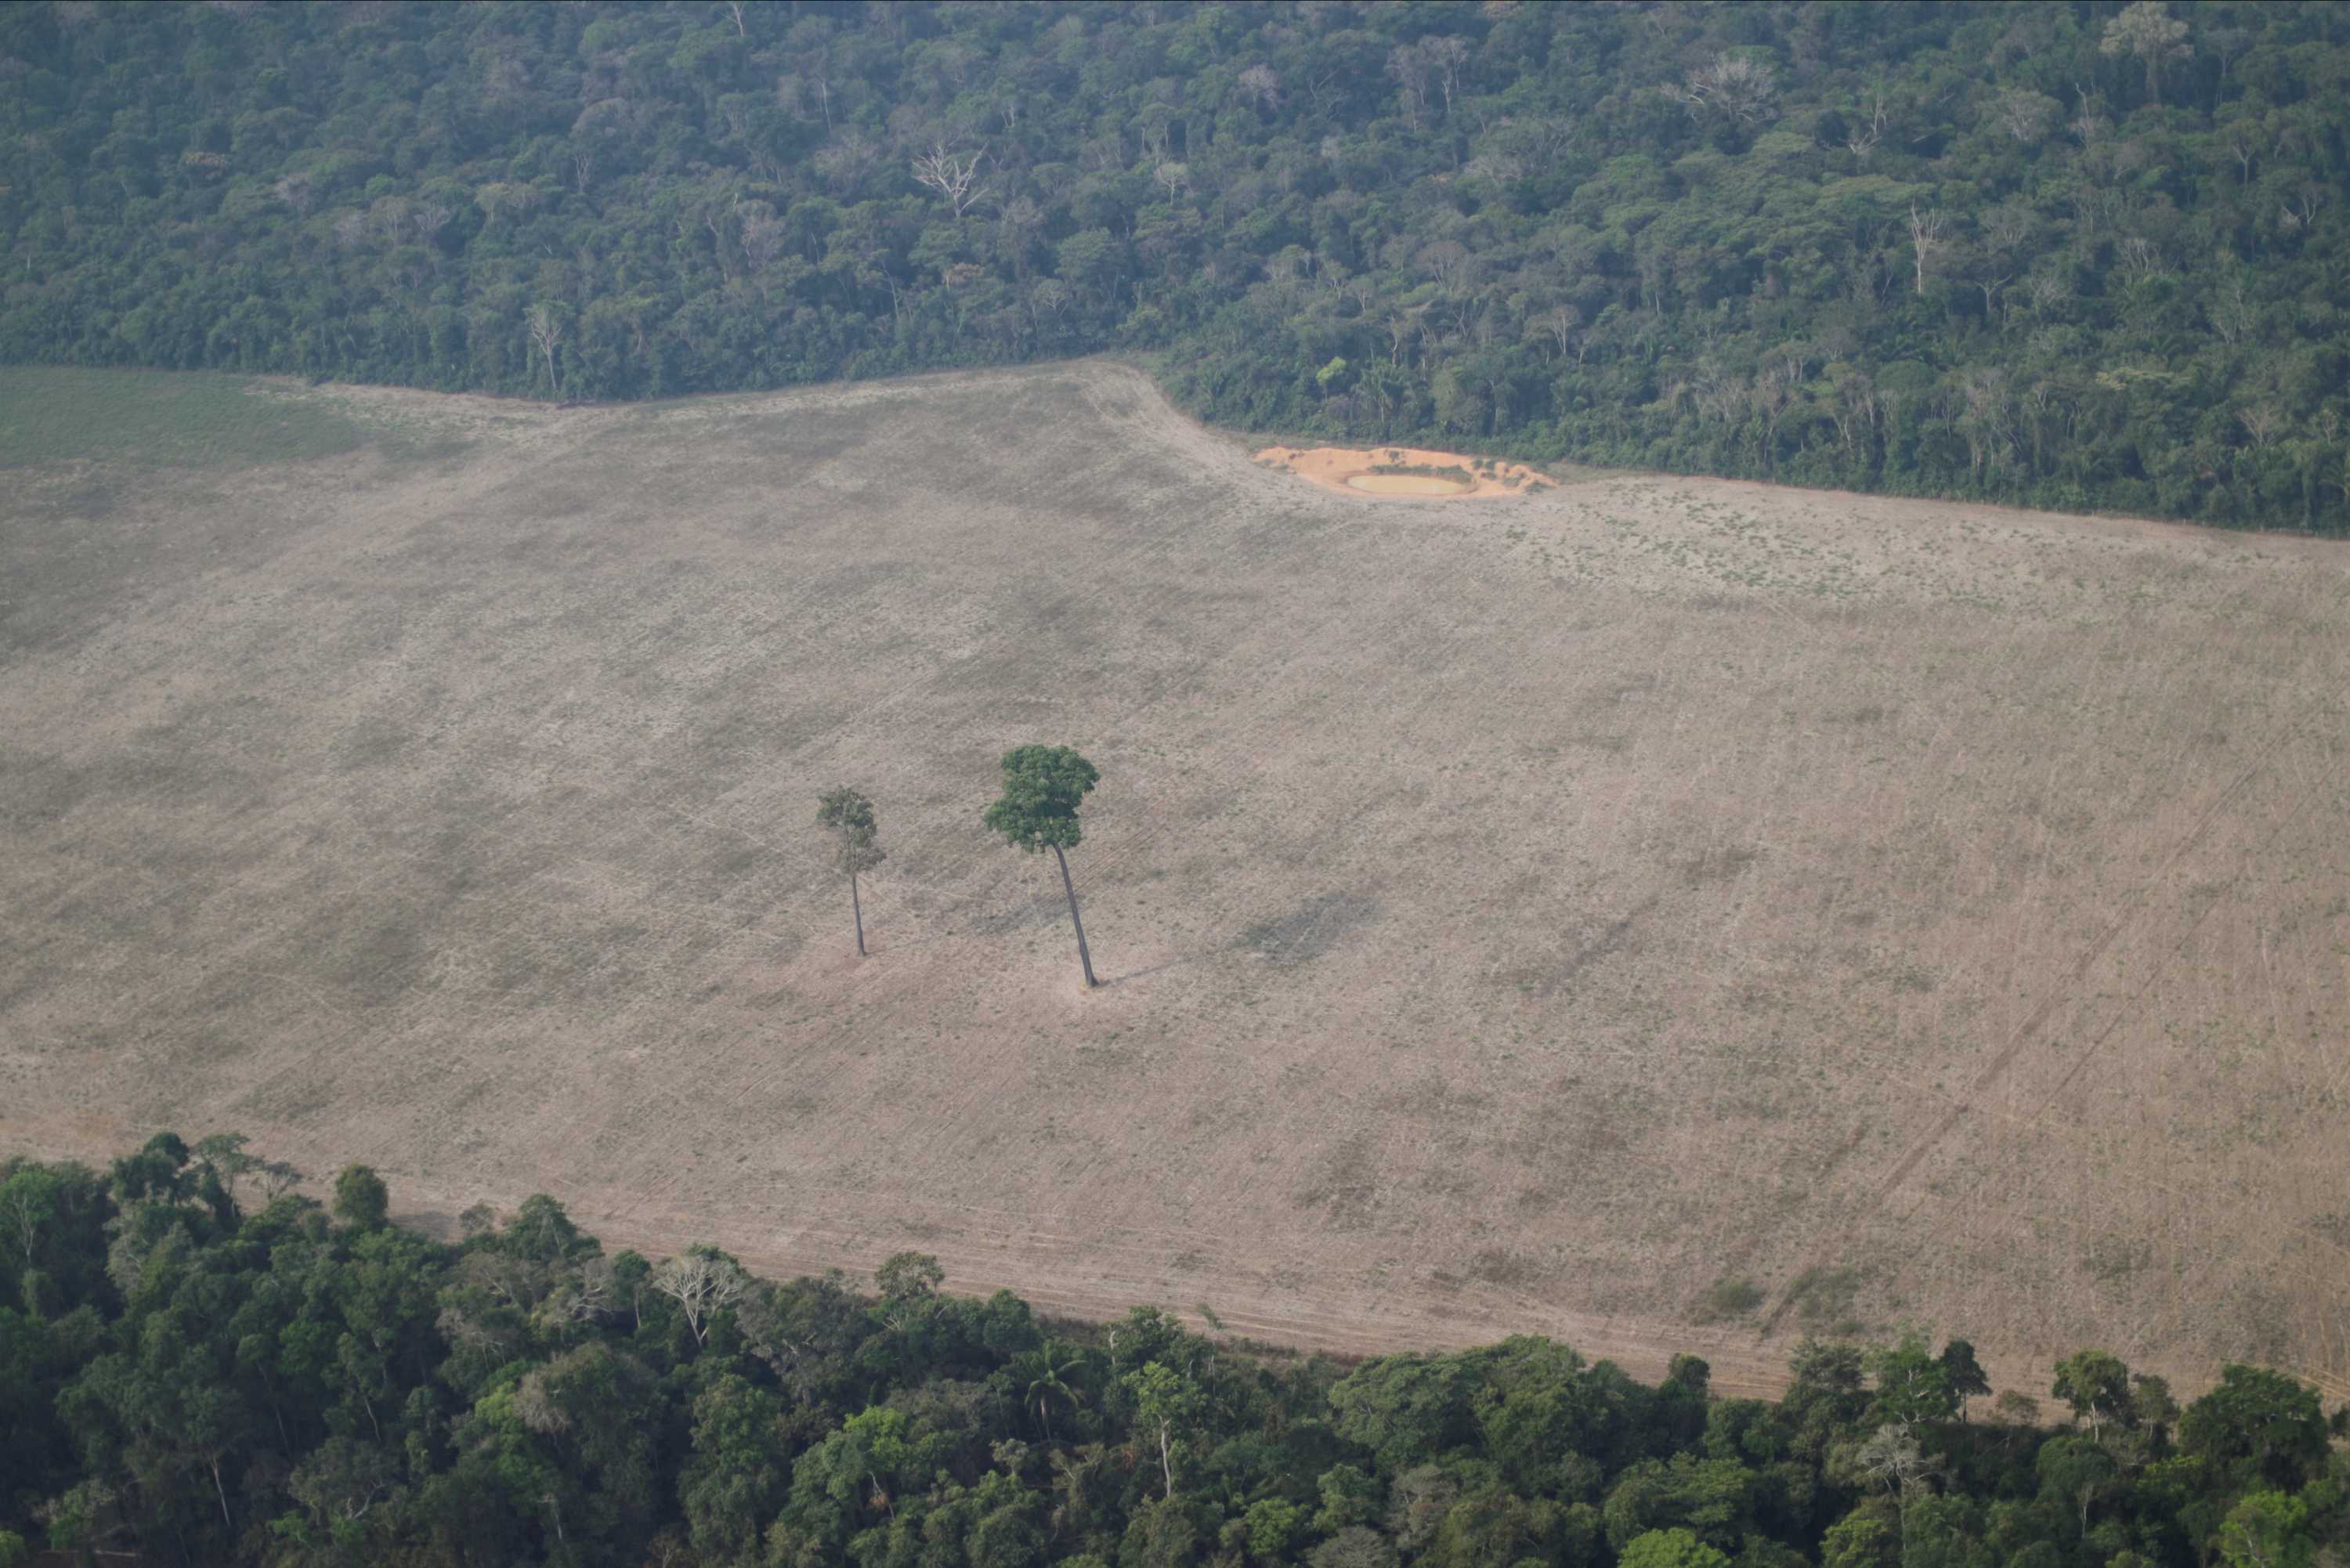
[{"x1": 5, "y1": 361, "x2": 2348, "y2": 1403}]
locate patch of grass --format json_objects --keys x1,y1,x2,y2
[
  {"x1": 1691, "y1": 1275, "x2": 1765, "y2": 1324},
  {"x1": 1782, "y1": 1266, "x2": 1868, "y2": 1336},
  {"x1": 1372, "y1": 462, "x2": 1477, "y2": 486},
  {"x1": 0, "y1": 367, "x2": 368, "y2": 470}
]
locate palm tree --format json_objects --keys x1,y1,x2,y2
[{"x1": 1017, "y1": 1341, "x2": 1083, "y2": 1443}]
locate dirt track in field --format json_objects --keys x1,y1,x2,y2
[{"x1": 5, "y1": 362, "x2": 2348, "y2": 1404}]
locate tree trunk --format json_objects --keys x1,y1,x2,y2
[
  {"x1": 1052, "y1": 844, "x2": 1097, "y2": 987},
  {"x1": 212, "y1": 1458, "x2": 233, "y2": 1530},
  {"x1": 850, "y1": 870, "x2": 866, "y2": 957},
  {"x1": 1158, "y1": 1421, "x2": 1174, "y2": 1498}
]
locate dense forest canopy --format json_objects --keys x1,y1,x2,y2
[
  {"x1": 3, "y1": 1135, "x2": 2346, "y2": 1568},
  {"x1": 4, "y1": 1, "x2": 2350, "y2": 529}
]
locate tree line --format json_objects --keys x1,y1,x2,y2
[
  {"x1": 3, "y1": 2, "x2": 2348, "y2": 530},
  {"x1": 2, "y1": 1133, "x2": 2343, "y2": 1568}
]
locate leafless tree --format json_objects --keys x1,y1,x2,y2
[
  {"x1": 2099, "y1": 1, "x2": 2193, "y2": 106},
  {"x1": 1418, "y1": 239, "x2": 1474, "y2": 291},
  {"x1": 1847, "y1": 90, "x2": 1888, "y2": 160},
  {"x1": 2116, "y1": 234, "x2": 2166, "y2": 281},
  {"x1": 273, "y1": 171, "x2": 316, "y2": 214},
  {"x1": 2222, "y1": 122, "x2": 2261, "y2": 183},
  {"x1": 1906, "y1": 203, "x2": 1948, "y2": 294},
  {"x1": 1993, "y1": 87, "x2": 2061, "y2": 144},
  {"x1": 722, "y1": 0, "x2": 747, "y2": 38},
  {"x1": 1829, "y1": 372, "x2": 1879, "y2": 450},
  {"x1": 1972, "y1": 265, "x2": 2012, "y2": 323},
  {"x1": 2280, "y1": 182, "x2": 2324, "y2": 232},
  {"x1": 1238, "y1": 64, "x2": 1282, "y2": 114},
  {"x1": 1957, "y1": 367, "x2": 2013, "y2": 478},
  {"x1": 1420, "y1": 36, "x2": 1469, "y2": 120},
  {"x1": 526, "y1": 302, "x2": 564, "y2": 396},
  {"x1": 1856, "y1": 1425, "x2": 1929, "y2": 1493},
  {"x1": 652, "y1": 1248, "x2": 749, "y2": 1346},
  {"x1": 1152, "y1": 161, "x2": 1191, "y2": 201},
  {"x1": 910, "y1": 141, "x2": 991, "y2": 218},
  {"x1": 2238, "y1": 406, "x2": 2283, "y2": 448},
  {"x1": 738, "y1": 203, "x2": 788, "y2": 276},
  {"x1": 1535, "y1": 304, "x2": 1585, "y2": 363},
  {"x1": 1675, "y1": 53, "x2": 1778, "y2": 126},
  {"x1": 2207, "y1": 276, "x2": 2253, "y2": 337},
  {"x1": 2024, "y1": 266, "x2": 2072, "y2": 315}
]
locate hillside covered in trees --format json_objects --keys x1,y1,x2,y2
[
  {"x1": 4, "y1": 1, "x2": 2350, "y2": 529},
  {"x1": 3, "y1": 1136, "x2": 2347, "y2": 1568}
]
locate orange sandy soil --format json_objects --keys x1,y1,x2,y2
[{"x1": 1254, "y1": 443, "x2": 1555, "y2": 497}]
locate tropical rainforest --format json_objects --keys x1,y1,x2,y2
[
  {"x1": 3, "y1": 2, "x2": 2350, "y2": 529},
  {"x1": 1, "y1": 1136, "x2": 2345, "y2": 1568}
]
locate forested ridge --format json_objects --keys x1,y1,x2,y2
[
  {"x1": 2, "y1": 1138, "x2": 2346, "y2": 1568},
  {"x1": 5, "y1": 2, "x2": 2350, "y2": 528}
]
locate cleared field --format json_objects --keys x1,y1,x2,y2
[{"x1": 3, "y1": 363, "x2": 2347, "y2": 1401}]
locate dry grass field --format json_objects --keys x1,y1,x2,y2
[{"x1": 4, "y1": 361, "x2": 2347, "y2": 1402}]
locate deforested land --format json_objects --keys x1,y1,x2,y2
[{"x1": 4, "y1": 361, "x2": 2346, "y2": 1407}]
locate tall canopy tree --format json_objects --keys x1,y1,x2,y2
[
  {"x1": 983, "y1": 745, "x2": 1101, "y2": 988},
  {"x1": 815, "y1": 786, "x2": 886, "y2": 958}
]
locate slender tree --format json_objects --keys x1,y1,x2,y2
[
  {"x1": 815, "y1": 786, "x2": 884, "y2": 957},
  {"x1": 983, "y1": 745, "x2": 1101, "y2": 987}
]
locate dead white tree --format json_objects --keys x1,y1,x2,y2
[
  {"x1": 2207, "y1": 273, "x2": 2253, "y2": 344},
  {"x1": 1993, "y1": 87, "x2": 2061, "y2": 144},
  {"x1": 2238, "y1": 406, "x2": 2283, "y2": 448},
  {"x1": 1674, "y1": 53, "x2": 1778, "y2": 125},
  {"x1": 651, "y1": 1248, "x2": 749, "y2": 1346},
  {"x1": 2116, "y1": 235, "x2": 2167, "y2": 282},
  {"x1": 526, "y1": 302, "x2": 564, "y2": 397},
  {"x1": 1906, "y1": 202, "x2": 1948, "y2": 294},
  {"x1": 910, "y1": 142, "x2": 990, "y2": 218},
  {"x1": 1385, "y1": 45, "x2": 1431, "y2": 130},
  {"x1": 1420, "y1": 36, "x2": 1470, "y2": 120},
  {"x1": 1856, "y1": 1425, "x2": 1929, "y2": 1493},
  {"x1": 1847, "y1": 90, "x2": 1888, "y2": 160},
  {"x1": 1238, "y1": 63, "x2": 1282, "y2": 114}
]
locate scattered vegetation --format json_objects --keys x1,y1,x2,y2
[
  {"x1": 1692, "y1": 1277, "x2": 1766, "y2": 1325},
  {"x1": 1370, "y1": 464, "x2": 1477, "y2": 486}
]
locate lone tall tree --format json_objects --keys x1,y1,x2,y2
[
  {"x1": 984, "y1": 745, "x2": 1101, "y2": 987},
  {"x1": 816, "y1": 786, "x2": 884, "y2": 957}
]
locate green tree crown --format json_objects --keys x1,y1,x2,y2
[{"x1": 982, "y1": 746, "x2": 1099, "y2": 853}]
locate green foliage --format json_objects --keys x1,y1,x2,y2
[
  {"x1": 983, "y1": 744, "x2": 1100, "y2": 854},
  {"x1": 1622, "y1": 1526, "x2": 1735, "y2": 1568},
  {"x1": 1, "y1": 1133, "x2": 2342, "y2": 1568},
  {"x1": 817, "y1": 786, "x2": 885, "y2": 876},
  {"x1": 330, "y1": 1164, "x2": 389, "y2": 1230},
  {"x1": 5, "y1": 4, "x2": 2347, "y2": 529}
]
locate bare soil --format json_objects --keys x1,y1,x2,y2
[
  {"x1": 1256, "y1": 443, "x2": 1555, "y2": 498},
  {"x1": 5, "y1": 363, "x2": 2347, "y2": 1403}
]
